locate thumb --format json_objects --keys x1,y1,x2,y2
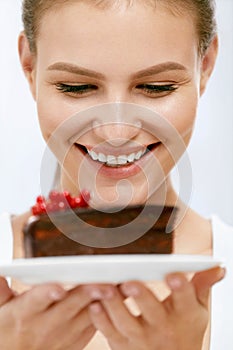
[
  {"x1": 192, "y1": 266, "x2": 226, "y2": 307},
  {"x1": 0, "y1": 276, "x2": 14, "y2": 306}
]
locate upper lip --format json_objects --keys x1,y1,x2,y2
[{"x1": 76, "y1": 143, "x2": 160, "y2": 156}]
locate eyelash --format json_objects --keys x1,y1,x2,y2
[
  {"x1": 56, "y1": 84, "x2": 98, "y2": 94},
  {"x1": 55, "y1": 83, "x2": 178, "y2": 97},
  {"x1": 136, "y1": 84, "x2": 178, "y2": 95}
]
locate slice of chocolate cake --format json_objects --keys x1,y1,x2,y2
[{"x1": 23, "y1": 205, "x2": 177, "y2": 258}]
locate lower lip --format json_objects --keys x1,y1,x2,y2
[{"x1": 75, "y1": 143, "x2": 161, "y2": 179}]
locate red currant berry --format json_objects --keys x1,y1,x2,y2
[
  {"x1": 46, "y1": 202, "x2": 55, "y2": 213},
  {"x1": 32, "y1": 190, "x2": 90, "y2": 215},
  {"x1": 63, "y1": 191, "x2": 72, "y2": 202},
  {"x1": 80, "y1": 189, "x2": 90, "y2": 203},
  {"x1": 52, "y1": 202, "x2": 60, "y2": 212},
  {"x1": 39, "y1": 202, "x2": 47, "y2": 214},
  {"x1": 78, "y1": 196, "x2": 88, "y2": 208},
  {"x1": 73, "y1": 196, "x2": 83, "y2": 208},
  {"x1": 32, "y1": 204, "x2": 41, "y2": 215},
  {"x1": 36, "y1": 195, "x2": 45, "y2": 204},
  {"x1": 58, "y1": 201, "x2": 66, "y2": 210},
  {"x1": 69, "y1": 198, "x2": 77, "y2": 208},
  {"x1": 49, "y1": 190, "x2": 60, "y2": 203}
]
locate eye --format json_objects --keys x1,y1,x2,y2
[
  {"x1": 136, "y1": 84, "x2": 178, "y2": 97},
  {"x1": 55, "y1": 83, "x2": 98, "y2": 96}
]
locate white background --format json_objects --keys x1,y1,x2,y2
[{"x1": 0, "y1": 0, "x2": 232, "y2": 224}]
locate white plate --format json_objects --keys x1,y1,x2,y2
[{"x1": 0, "y1": 255, "x2": 223, "y2": 285}]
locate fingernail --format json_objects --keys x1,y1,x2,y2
[
  {"x1": 102, "y1": 287, "x2": 115, "y2": 299},
  {"x1": 50, "y1": 288, "x2": 66, "y2": 301},
  {"x1": 167, "y1": 276, "x2": 184, "y2": 290},
  {"x1": 90, "y1": 302, "x2": 103, "y2": 314},
  {"x1": 89, "y1": 287, "x2": 115, "y2": 300},
  {"x1": 219, "y1": 267, "x2": 226, "y2": 279},
  {"x1": 120, "y1": 284, "x2": 140, "y2": 296},
  {"x1": 90, "y1": 289, "x2": 103, "y2": 300}
]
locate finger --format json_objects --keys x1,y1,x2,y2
[
  {"x1": 89, "y1": 301, "x2": 122, "y2": 342},
  {"x1": 120, "y1": 281, "x2": 167, "y2": 327},
  {"x1": 192, "y1": 267, "x2": 226, "y2": 306},
  {"x1": 45, "y1": 284, "x2": 103, "y2": 322},
  {"x1": 88, "y1": 285, "x2": 142, "y2": 338},
  {"x1": 66, "y1": 307, "x2": 93, "y2": 334},
  {"x1": 166, "y1": 273, "x2": 200, "y2": 315},
  {"x1": 0, "y1": 277, "x2": 14, "y2": 306},
  {"x1": 11, "y1": 283, "x2": 66, "y2": 317},
  {"x1": 67, "y1": 325, "x2": 96, "y2": 350},
  {"x1": 38, "y1": 308, "x2": 95, "y2": 349}
]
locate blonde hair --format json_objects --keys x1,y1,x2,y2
[{"x1": 22, "y1": 0, "x2": 217, "y2": 56}]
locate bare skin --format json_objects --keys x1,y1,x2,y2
[{"x1": 0, "y1": 278, "x2": 98, "y2": 350}]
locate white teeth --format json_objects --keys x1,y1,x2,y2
[
  {"x1": 117, "y1": 155, "x2": 128, "y2": 165},
  {"x1": 88, "y1": 150, "x2": 98, "y2": 160},
  {"x1": 106, "y1": 155, "x2": 118, "y2": 165},
  {"x1": 127, "y1": 153, "x2": 135, "y2": 163},
  {"x1": 98, "y1": 153, "x2": 107, "y2": 163},
  {"x1": 135, "y1": 150, "x2": 143, "y2": 160},
  {"x1": 88, "y1": 148, "x2": 147, "y2": 165}
]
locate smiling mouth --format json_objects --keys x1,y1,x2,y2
[{"x1": 75, "y1": 142, "x2": 161, "y2": 167}]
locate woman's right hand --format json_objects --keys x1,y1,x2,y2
[{"x1": 0, "y1": 277, "x2": 96, "y2": 350}]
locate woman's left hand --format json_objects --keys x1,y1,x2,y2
[{"x1": 88, "y1": 267, "x2": 225, "y2": 350}]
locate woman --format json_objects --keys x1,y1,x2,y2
[{"x1": 0, "y1": 0, "x2": 232, "y2": 349}]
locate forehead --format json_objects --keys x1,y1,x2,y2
[{"x1": 36, "y1": 1, "x2": 198, "y2": 72}]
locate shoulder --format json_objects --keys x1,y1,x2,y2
[
  {"x1": 11, "y1": 211, "x2": 31, "y2": 232},
  {"x1": 12, "y1": 211, "x2": 31, "y2": 259},
  {"x1": 0, "y1": 211, "x2": 29, "y2": 261}
]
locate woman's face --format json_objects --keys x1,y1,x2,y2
[{"x1": 20, "y1": 1, "x2": 217, "y2": 206}]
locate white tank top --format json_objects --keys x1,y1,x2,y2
[{"x1": 0, "y1": 212, "x2": 232, "y2": 349}]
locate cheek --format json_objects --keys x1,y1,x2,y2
[
  {"x1": 168, "y1": 100, "x2": 197, "y2": 139},
  {"x1": 36, "y1": 100, "x2": 76, "y2": 142},
  {"x1": 149, "y1": 87, "x2": 199, "y2": 139},
  {"x1": 35, "y1": 81, "x2": 81, "y2": 141}
]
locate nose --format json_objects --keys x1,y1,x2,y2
[
  {"x1": 91, "y1": 102, "x2": 142, "y2": 146},
  {"x1": 93, "y1": 121, "x2": 141, "y2": 146}
]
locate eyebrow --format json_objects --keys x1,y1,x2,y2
[
  {"x1": 47, "y1": 61, "x2": 187, "y2": 80},
  {"x1": 132, "y1": 62, "x2": 187, "y2": 79},
  {"x1": 47, "y1": 62, "x2": 105, "y2": 79}
]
